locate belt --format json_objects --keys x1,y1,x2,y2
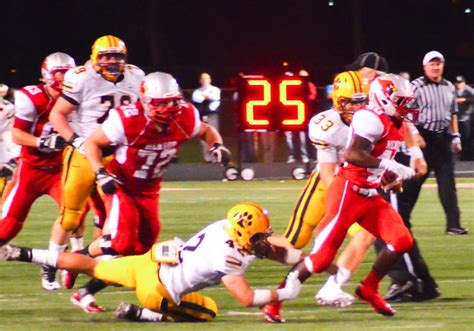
[{"x1": 351, "y1": 184, "x2": 378, "y2": 197}]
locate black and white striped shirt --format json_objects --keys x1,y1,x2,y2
[{"x1": 411, "y1": 76, "x2": 458, "y2": 132}]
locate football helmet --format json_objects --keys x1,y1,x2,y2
[
  {"x1": 332, "y1": 71, "x2": 367, "y2": 123},
  {"x1": 225, "y1": 202, "x2": 272, "y2": 258},
  {"x1": 140, "y1": 72, "x2": 183, "y2": 124},
  {"x1": 369, "y1": 74, "x2": 419, "y2": 123},
  {"x1": 90, "y1": 35, "x2": 127, "y2": 82},
  {"x1": 41, "y1": 52, "x2": 76, "y2": 92}
]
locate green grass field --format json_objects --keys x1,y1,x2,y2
[{"x1": 0, "y1": 179, "x2": 473, "y2": 330}]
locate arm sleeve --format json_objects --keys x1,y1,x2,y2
[
  {"x1": 14, "y1": 91, "x2": 36, "y2": 122},
  {"x1": 61, "y1": 69, "x2": 83, "y2": 104},
  {"x1": 351, "y1": 110, "x2": 384, "y2": 143},
  {"x1": 451, "y1": 86, "x2": 459, "y2": 115},
  {"x1": 101, "y1": 109, "x2": 126, "y2": 144},
  {"x1": 317, "y1": 147, "x2": 338, "y2": 163},
  {"x1": 215, "y1": 254, "x2": 246, "y2": 276},
  {"x1": 208, "y1": 87, "x2": 221, "y2": 111}
]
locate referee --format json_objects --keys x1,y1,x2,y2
[{"x1": 397, "y1": 51, "x2": 467, "y2": 235}]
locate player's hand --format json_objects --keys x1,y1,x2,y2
[
  {"x1": 68, "y1": 133, "x2": 86, "y2": 155},
  {"x1": 276, "y1": 270, "x2": 302, "y2": 301},
  {"x1": 38, "y1": 134, "x2": 67, "y2": 152},
  {"x1": 209, "y1": 143, "x2": 231, "y2": 166},
  {"x1": 0, "y1": 159, "x2": 17, "y2": 180},
  {"x1": 379, "y1": 159, "x2": 415, "y2": 180},
  {"x1": 96, "y1": 167, "x2": 121, "y2": 195},
  {"x1": 452, "y1": 134, "x2": 462, "y2": 155},
  {"x1": 408, "y1": 146, "x2": 427, "y2": 178}
]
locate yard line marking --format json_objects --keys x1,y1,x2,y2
[{"x1": 162, "y1": 183, "x2": 474, "y2": 191}]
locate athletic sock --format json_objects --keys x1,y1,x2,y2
[
  {"x1": 362, "y1": 268, "x2": 382, "y2": 289},
  {"x1": 31, "y1": 249, "x2": 58, "y2": 267},
  {"x1": 335, "y1": 267, "x2": 352, "y2": 288},
  {"x1": 83, "y1": 278, "x2": 107, "y2": 295},
  {"x1": 140, "y1": 308, "x2": 165, "y2": 322},
  {"x1": 70, "y1": 237, "x2": 84, "y2": 251}
]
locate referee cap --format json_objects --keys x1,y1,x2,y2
[
  {"x1": 345, "y1": 52, "x2": 389, "y2": 73},
  {"x1": 423, "y1": 51, "x2": 445, "y2": 65}
]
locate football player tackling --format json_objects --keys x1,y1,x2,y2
[
  {"x1": 0, "y1": 203, "x2": 302, "y2": 322},
  {"x1": 61, "y1": 71, "x2": 232, "y2": 312}
]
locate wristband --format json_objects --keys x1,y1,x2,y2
[{"x1": 408, "y1": 146, "x2": 423, "y2": 160}]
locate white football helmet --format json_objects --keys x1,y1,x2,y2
[
  {"x1": 41, "y1": 52, "x2": 76, "y2": 92},
  {"x1": 369, "y1": 73, "x2": 419, "y2": 123},
  {"x1": 140, "y1": 72, "x2": 183, "y2": 124}
]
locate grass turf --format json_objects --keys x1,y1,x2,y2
[{"x1": 0, "y1": 179, "x2": 472, "y2": 330}]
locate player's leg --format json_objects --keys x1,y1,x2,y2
[
  {"x1": 135, "y1": 194, "x2": 161, "y2": 254},
  {"x1": 316, "y1": 224, "x2": 374, "y2": 307},
  {"x1": 0, "y1": 162, "x2": 41, "y2": 244},
  {"x1": 355, "y1": 196, "x2": 413, "y2": 316},
  {"x1": 281, "y1": 171, "x2": 326, "y2": 249}
]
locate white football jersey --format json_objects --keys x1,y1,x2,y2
[
  {"x1": 62, "y1": 63, "x2": 144, "y2": 138},
  {"x1": 308, "y1": 108, "x2": 349, "y2": 166},
  {"x1": 159, "y1": 220, "x2": 256, "y2": 304},
  {"x1": 0, "y1": 98, "x2": 19, "y2": 163}
]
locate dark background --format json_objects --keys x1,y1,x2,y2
[{"x1": 1, "y1": 0, "x2": 473, "y2": 89}]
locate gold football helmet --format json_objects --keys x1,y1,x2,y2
[
  {"x1": 332, "y1": 71, "x2": 367, "y2": 123},
  {"x1": 225, "y1": 202, "x2": 272, "y2": 258},
  {"x1": 90, "y1": 35, "x2": 127, "y2": 82}
]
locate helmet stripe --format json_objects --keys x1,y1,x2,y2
[{"x1": 348, "y1": 71, "x2": 361, "y2": 93}]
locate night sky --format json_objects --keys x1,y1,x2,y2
[{"x1": 1, "y1": 0, "x2": 473, "y2": 89}]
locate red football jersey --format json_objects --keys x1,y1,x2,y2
[
  {"x1": 339, "y1": 106, "x2": 403, "y2": 188},
  {"x1": 13, "y1": 85, "x2": 62, "y2": 169},
  {"x1": 103, "y1": 101, "x2": 201, "y2": 195}
]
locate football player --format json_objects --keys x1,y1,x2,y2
[
  {"x1": 0, "y1": 83, "x2": 19, "y2": 199},
  {"x1": 0, "y1": 53, "x2": 76, "y2": 290},
  {"x1": 48, "y1": 35, "x2": 144, "y2": 310},
  {"x1": 271, "y1": 74, "x2": 420, "y2": 318},
  {"x1": 0, "y1": 203, "x2": 303, "y2": 322},
  {"x1": 61, "y1": 72, "x2": 231, "y2": 313}
]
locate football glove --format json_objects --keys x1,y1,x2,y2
[
  {"x1": 96, "y1": 168, "x2": 121, "y2": 195},
  {"x1": 38, "y1": 134, "x2": 67, "y2": 152},
  {"x1": 0, "y1": 159, "x2": 17, "y2": 180},
  {"x1": 68, "y1": 133, "x2": 86, "y2": 155},
  {"x1": 209, "y1": 143, "x2": 231, "y2": 166},
  {"x1": 379, "y1": 158, "x2": 415, "y2": 181}
]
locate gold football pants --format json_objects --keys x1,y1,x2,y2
[
  {"x1": 95, "y1": 251, "x2": 218, "y2": 322},
  {"x1": 284, "y1": 171, "x2": 364, "y2": 248},
  {"x1": 60, "y1": 146, "x2": 112, "y2": 231}
]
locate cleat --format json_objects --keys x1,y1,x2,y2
[
  {"x1": 41, "y1": 265, "x2": 60, "y2": 291},
  {"x1": 316, "y1": 287, "x2": 355, "y2": 308},
  {"x1": 0, "y1": 244, "x2": 21, "y2": 261},
  {"x1": 116, "y1": 302, "x2": 142, "y2": 321},
  {"x1": 62, "y1": 269, "x2": 78, "y2": 289},
  {"x1": 71, "y1": 289, "x2": 105, "y2": 313},
  {"x1": 445, "y1": 227, "x2": 468, "y2": 236},
  {"x1": 261, "y1": 302, "x2": 285, "y2": 323},
  {"x1": 355, "y1": 283, "x2": 395, "y2": 317},
  {"x1": 384, "y1": 281, "x2": 415, "y2": 302}
]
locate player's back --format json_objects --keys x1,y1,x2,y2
[
  {"x1": 63, "y1": 63, "x2": 144, "y2": 138},
  {"x1": 159, "y1": 220, "x2": 255, "y2": 304}
]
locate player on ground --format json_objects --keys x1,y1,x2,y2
[
  {"x1": 0, "y1": 203, "x2": 303, "y2": 322},
  {"x1": 0, "y1": 53, "x2": 75, "y2": 290},
  {"x1": 270, "y1": 74, "x2": 419, "y2": 318},
  {"x1": 48, "y1": 35, "x2": 144, "y2": 309},
  {"x1": 62, "y1": 72, "x2": 232, "y2": 313}
]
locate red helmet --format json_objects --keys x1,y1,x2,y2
[
  {"x1": 369, "y1": 74, "x2": 419, "y2": 123},
  {"x1": 41, "y1": 52, "x2": 76, "y2": 92},
  {"x1": 140, "y1": 72, "x2": 183, "y2": 124}
]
